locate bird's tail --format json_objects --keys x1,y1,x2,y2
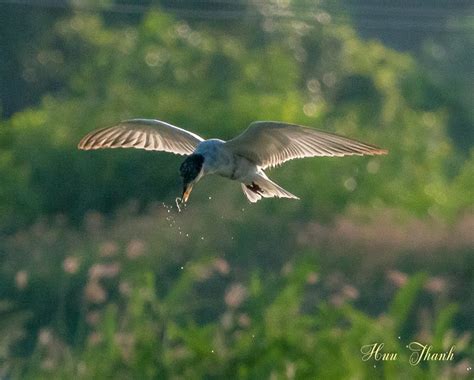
[{"x1": 241, "y1": 174, "x2": 299, "y2": 203}]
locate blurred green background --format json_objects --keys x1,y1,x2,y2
[{"x1": 0, "y1": 0, "x2": 473, "y2": 379}]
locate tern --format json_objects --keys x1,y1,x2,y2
[{"x1": 78, "y1": 119, "x2": 387, "y2": 203}]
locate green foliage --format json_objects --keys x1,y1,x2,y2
[
  {"x1": 10, "y1": 255, "x2": 470, "y2": 379},
  {"x1": 0, "y1": 6, "x2": 470, "y2": 228},
  {"x1": 389, "y1": 273, "x2": 427, "y2": 333},
  {"x1": 420, "y1": 14, "x2": 474, "y2": 153},
  {"x1": 1, "y1": 206, "x2": 472, "y2": 379},
  {"x1": 0, "y1": 302, "x2": 30, "y2": 377},
  {"x1": 1, "y1": 3, "x2": 472, "y2": 379}
]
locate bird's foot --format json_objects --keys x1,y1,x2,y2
[{"x1": 246, "y1": 182, "x2": 264, "y2": 195}]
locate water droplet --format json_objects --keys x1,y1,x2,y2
[
  {"x1": 344, "y1": 177, "x2": 357, "y2": 192},
  {"x1": 175, "y1": 197, "x2": 182, "y2": 212}
]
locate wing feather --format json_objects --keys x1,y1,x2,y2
[
  {"x1": 78, "y1": 119, "x2": 204, "y2": 156},
  {"x1": 225, "y1": 121, "x2": 387, "y2": 169}
]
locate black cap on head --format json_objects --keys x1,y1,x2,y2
[{"x1": 180, "y1": 154, "x2": 204, "y2": 184}]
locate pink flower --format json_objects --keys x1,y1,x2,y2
[
  {"x1": 225, "y1": 283, "x2": 247, "y2": 308},
  {"x1": 213, "y1": 258, "x2": 230, "y2": 275},
  {"x1": 63, "y1": 256, "x2": 80, "y2": 274},
  {"x1": 15, "y1": 270, "x2": 28, "y2": 290},
  {"x1": 99, "y1": 241, "x2": 119, "y2": 257},
  {"x1": 126, "y1": 239, "x2": 146, "y2": 259},
  {"x1": 84, "y1": 281, "x2": 107, "y2": 304},
  {"x1": 88, "y1": 263, "x2": 121, "y2": 280}
]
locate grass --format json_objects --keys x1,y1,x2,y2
[{"x1": 0, "y1": 202, "x2": 472, "y2": 379}]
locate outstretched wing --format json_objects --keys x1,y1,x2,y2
[
  {"x1": 78, "y1": 119, "x2": 204, "y2": 156},
  {"x1": 225, "y1": 121, "x2": 388, "y2": 169}
]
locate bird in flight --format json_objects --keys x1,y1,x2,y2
[{"x1": 78, "y1": 119, "x2": 387, "y2": 204}]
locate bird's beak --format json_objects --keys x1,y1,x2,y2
[{"x1": 182, "y1": 183, "x2": 193, "y2": 203}]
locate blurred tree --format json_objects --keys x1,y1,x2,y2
[
  {"x1": 420, "y1": 14, "x2": 474, "y2": 153},
  {"x1": 0, "y1": 2, "x2": 470, "y2": 228},
  {"x1": 0, "y1": 3, "x2": 70, "y2": 117}
]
